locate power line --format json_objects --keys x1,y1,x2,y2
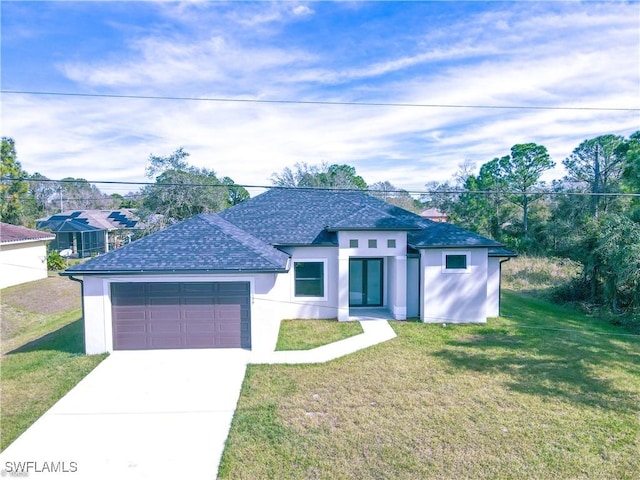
[
  {"x1": 2, "y1": 89, "x2": 639, "y2": 112},
  {"x1": 3, "y1": 176, "x2": 640, "y2": 198}
]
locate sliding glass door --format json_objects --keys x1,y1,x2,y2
[{"x1": 349, "y1": 258, "x2": 383, "y2": 307}]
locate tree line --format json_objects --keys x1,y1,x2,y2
[
  {"x1": 424, "y1": 133, "x2": 639, "y2": 318},
  {"x1": 2, "y1": 133, "x2": 638, "y2": 319}
]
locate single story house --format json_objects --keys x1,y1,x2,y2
[
  {"x1": 37, "y1": 209, "x2": 139, "y2": 258},
  {"x1": 63, "y1": 189, "x2": 515, "y2": 354},
  {"x1": 1, "y1": 222, "x2": 55, "y2": 289}
]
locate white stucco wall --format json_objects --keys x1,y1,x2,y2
[
  {"x1": 420, "y1": 248, "x2": 489, "y2": 323},
  {"x1": 406, "y1": 256, "x2": 420, "y2": 318},
  {"x1": 336, "y1": 231, "x2": 407, "y2": 320},
  {"x1": 0, "y1": 241, "x2": 50, "y2": 289},
  {"x1": 487, "y1": 257, "x2": 502, "y2": 317},
  {"x1": 277, "y1": 246, "x2": 341, "y2": 319}
]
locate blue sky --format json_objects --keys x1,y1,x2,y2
[{"x1": 2, "y1": 1, "x2": 639, "y2": 196}]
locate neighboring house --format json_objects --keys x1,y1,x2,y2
[
  {"x1": 420, "y1": 208, "x2": 448, "y2": 223},
  {"x1": 0, "y1": 223, "x2": 55, "y2": 289},
  {"x1": 37, "y1": 210, "x2": 139, "y2": 258},
  {"x1": 63, "y1": 189, "x2": 515, "y2": 354}
]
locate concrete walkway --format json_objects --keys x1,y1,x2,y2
[
  {"x1": 251, "y1": 319, "x2": 397, "y2": 364},
  {"x1": 0, "y1": 320, "x2": 396, "y2": 479}
]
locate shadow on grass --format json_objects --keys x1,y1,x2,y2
[
  {"x1": 7, "y1": 319, "x2": 84, "y2": 355},
  {"x1": 434, "y1": 295, "x2": 640, "y2": 413}
]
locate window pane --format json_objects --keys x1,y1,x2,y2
[
  {"x1": 368, "y1": 239, "x2": 377, "y2": 248},
  {"x1": 387, "y1": 239, "x2": 396, "y2": 248},
  {"x1": 295, "y1": 262, "x2": 324, "y2": 297},
  {"x1": 446, "y1": 254, "x2": 467, "y2": 269},
  {"x1": 349, "y1": 239, "x2": 358, "y2": 248}
]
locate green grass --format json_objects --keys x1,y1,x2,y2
[
  {"x1": 219, "y1": 290, "x2": 640, "y2": 479},
  {"x1": 0, "y1": 320, "x2": 106, "y2": 451},
  {"x1": 276, "y1": 319, "x2": 364, "y2": 351},
  {"x1": 1, "y1": 277, "x2": 106, "y2": 451}
]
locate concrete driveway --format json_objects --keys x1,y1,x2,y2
[{"x1": 0, "y1": 349, "x2": 250, "y2": 479}]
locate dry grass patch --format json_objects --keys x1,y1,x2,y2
[
  {"x1": 1, "y1": 276, "x2": 82, "y2": 353},
  {"x1": 502, "y1": 255, "x2": 581, "y2": 293},
  {"x1": 219, "y1": 291, "x2": 639, "y2": 479},
  {"x1": 276, "y1": 319, "x2": 363, "y2": 351}
]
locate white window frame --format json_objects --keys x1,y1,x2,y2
[
  {"x1": 292, "y1": 258, "x2": 328, "y2": 300},
  {"x1": 442, "y1": 251, "x2": 471, "y2": 274}
]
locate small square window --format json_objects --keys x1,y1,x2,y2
[
  {"x1": 349, "y1": 239, "x2": 358, "y2": 248},
  {"x1": 445, "y1": 254, "x2": 467, "y2": 270},
  {"x1": 368, "y1": 239, "x2": 377, "y2": 248},
  {"x1": 387, "y1": 239, "x2": 396, "y2": 248}
]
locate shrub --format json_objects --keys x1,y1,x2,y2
[{"x1": 47, "y1": 251, "x2": 66, "y2": 271}]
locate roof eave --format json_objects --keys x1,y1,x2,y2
[
  {"x1": 409, "y1": 243, "x2": 504, "y2": 249},
  {"x1": 61, "y1": 267, "x2": 290, "y2": 276},
  {"x1": 325, "y1": 226, "x2": 421, "y2": 232},
  {"x1": 0, "y1": 237, "x2": 55, "y2": 245}
]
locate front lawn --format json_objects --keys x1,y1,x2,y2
[
  {"x1": 219, "y1": 290, "x2": 640, "y2": 479},
  {"x1": 0, "y1": 277, "x2": 106, "y2": 451},
  {"x1": 276, "y1": 319, "x2": 364, "y2": 351}
]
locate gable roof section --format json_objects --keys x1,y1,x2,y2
[
  {"x1": 63, "y1": 214, "x2": 290, "y2": 275},
  {"x1": 408, "y1": 219, "x2": 503, "y2": 248},
  {"x1": 219, "y1": 189, "x2": 422, "y2": 245},
  {"x1": 0, "y1": 222, "x2": 55, "y2": 244},
  {"x1": 327, "y1": 205, "x2": 420, "y2": 231}
]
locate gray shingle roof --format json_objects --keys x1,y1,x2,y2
[
  {"x1": 220, "y1": 189, "x2": 501, "y2": 249},
  {"x1": 408, "y1": 219, "x2": 503, "y2": 248},
  {"x1": 219, "y1": 189, "x2": 422, "y2": 245},
  {"x1": 63, "y1": 214, "x2": 290, "y2": 274}
]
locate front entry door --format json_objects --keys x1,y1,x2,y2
[{"x1": 349, "y1": 258, "x2": 383, "y2": 307}]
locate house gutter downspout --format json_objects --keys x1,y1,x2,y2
[
  {"x1": 498, "y1": 257, "x2": 511, "y2": 317},
  {"x1": 66, "y1": 275, "x2": 86, "y2": 354}
]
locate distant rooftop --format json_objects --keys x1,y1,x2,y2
[{"x1": 0, "y1": 222, "x2": 55, "y2": 244}]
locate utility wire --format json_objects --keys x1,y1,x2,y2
[
  {"x1": 3, "y1": 177, "x2": 640, "y2": 197},
  {"x1": 2, "y1": 90, "x2": 639, "y2": 112}
]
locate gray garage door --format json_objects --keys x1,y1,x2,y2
[{"x1": 111, "y1": 282, "x2": 251, "y2": 350}]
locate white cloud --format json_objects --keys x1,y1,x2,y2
[{"x1": 2, "y1": 1, "x2": 638, "y2": 196}]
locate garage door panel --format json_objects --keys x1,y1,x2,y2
[
  {"x1": 111, "y1": 282, "x2": 251, "y2": 350},
  {"x1": 147, "y1": 283, "x2": 181, "y2": 296},
  {"x1": 115, "y1": 334, "x2": 148, "y2": 349},
  {"x1": 182, "y1": 283, "x2": 216, "y2": 295},
  {"x1": 184, "y1": 321, "x2": 216, "y2": 334},
  {"x1": 114, "y1": 321, "x2": 147, "y2": 334},
  {"x1": 149, "y1": 335, "x2": 185, "y2": 349},
  {"x1": 147, "y1": 308, "x2": 182, "y2": 320},
  {"x1": 148, "y1": 322, "x2": 183, "y2": 334}
]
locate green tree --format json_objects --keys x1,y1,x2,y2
[
  {"x1": 1, "y1": 137, "x2": 28, "y2": 224},
  {"x1": 593, "y1": 214, "x2": 640, "y2": 313},
  {"x1": 563, "y1": 134, "x2": 627, "y2": 217},
  {"x1": 270, "y1": 162, "x2": 367, "y2": 189},
  {"x1": 621, "y1": 131, "x2": 640, "y2": 221},
  {"x1": 458, "y1": 158, "x2": 514, "y2": 241},
  {"x1": 221, "y1": 177, "x2": 250, "y2": 207},
  {"x1": 499, "y1": 143, "x2": 554, "y2": 236},
  {"x1": 141, "y1": 148, "x2": 228, "y2": 229}
]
